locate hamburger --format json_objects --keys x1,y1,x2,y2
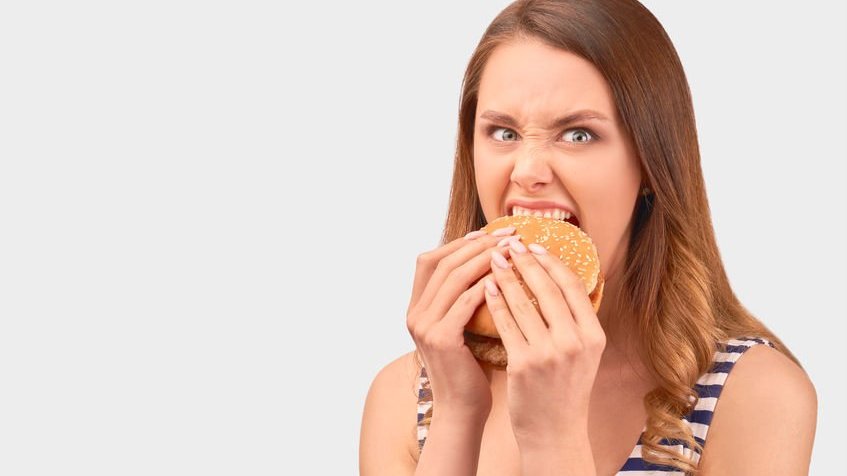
[{"x1": 464, "y1": 214, "x2": 605, "y2": 368}]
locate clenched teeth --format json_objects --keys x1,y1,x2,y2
[{"x1": 511, "y1": 206, "x2": 572, "y2": 221}]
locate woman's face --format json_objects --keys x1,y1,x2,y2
[{"x1": 473, "y1": 37, "x2": 642, "y2": 279}]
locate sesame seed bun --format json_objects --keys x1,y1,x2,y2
[{"x1": 464, "y1": 215, "x2": 605, "y2": 368}]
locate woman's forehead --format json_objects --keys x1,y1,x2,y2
[{"x1": 477, "y1": 39, "x2": 616, "y2": 121}]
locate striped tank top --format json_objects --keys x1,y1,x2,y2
[{"x1": 415, "y1": 336, "x2": 776, "y2": 475}]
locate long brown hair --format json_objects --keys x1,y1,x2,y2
[{"x1": 413, "y1": 0, "x2": 803, "y2": 473}]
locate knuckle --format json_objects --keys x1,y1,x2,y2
[
  {"x1": 486, "y1": 295, "x2": 503, "y2": 310},
  {"x1": 444, "y1": 266, "x2": 463, "y2": 282},
  {"x1": 516, "y1": 299, "x2": 537, "y2": 316},
  {"x1": 537, "y1": 347, "x2": 559, "y2": 366},
  {"x1": 416, "y1": 252, "x2": 434, "y2": 268},
  {"x1": 433, "y1": 255, "x2": 453, "y2": 275},
  {"x1": 406, "y1": 316, "x2": 419, "y2": 336},
  {"x1": 587, "y1": 332, "x2": 607, "y2": 351},
  {"x1": 407, "y1": 320, "x2": 423, "y2": 340},
  {"x1": 564, "y1": 273, "x2": 584, "y2": 292},
  {"x1": 573, "y1": 281, "x2": 587, "y2": 294},
  {"x1": 499, "y1": 315, "x2": 519, "y2": 334},
  {"x1": 457, "y1": 288, "x2": 476, "y2": 307},
  {"x1": 541, "y1": 281, "x2": 560, "y2": 296},
  {"x1": 558, "y1": 340, "x2": 584, "y2": 359},
  {"x1": 448, "y1": 265, "x2": 474, "y2": 285},
  {"x1": 496, "y1": 272, "x2": 514, "y2": 287},
  {"x1": 555, "y1": 339, "x2": 583, "y2": 362},
  {"x1": 408, "y1": 312, "x2": 431, "y2": 338}
]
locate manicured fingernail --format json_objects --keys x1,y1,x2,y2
[
  {"x1": 484, "y1": 277, "x2": 499, "y2": 296},
  {"x1": 497, "y1": 235, "x2": 521, "y2": 247},
  {"x1": 509, "y1": 239, "x2": 527, "y2": 254},
  {"x1": 528, "y1": 243, "x2": 547, "y2": 255},
  {"x1": 464, "y1": 230, "x2": 486, "y2": 240},
  {"x1": 491, "y1": 226, "x2": 516, "y2": 237},
  {"x1": 491, "y1": 250, "x2": 511, "y2": 269}
]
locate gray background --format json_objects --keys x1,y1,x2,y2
[{"x1": 0, "y1": 1, "x2": 843, "y2": 474}]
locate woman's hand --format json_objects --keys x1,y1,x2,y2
[
  {"x1": 482, "y1": 237, "x2": 606, "y2": 449},
  {"x1": 405, "y1": 225, "x2": 518, "y2": 420}
]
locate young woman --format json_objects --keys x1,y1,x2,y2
[{"x1": 360, "y1": 1, "x2": 817, "y2": 475}]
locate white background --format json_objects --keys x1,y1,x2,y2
[{"x1": 1, "y1": 1, "x2": 843, "y2": 474}]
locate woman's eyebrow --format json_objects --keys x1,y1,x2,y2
[{"x1": 478, "y1": 109, "x2": 610, "y2": 129}]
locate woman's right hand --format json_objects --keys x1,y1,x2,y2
[{"x1": 405, "y1": 225, "x2": 518, "y2": 420}]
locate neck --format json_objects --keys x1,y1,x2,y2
[
  {"x1": 596, "y1": 272, "x2": 633, "y2": 350},
  {"x1": 594, "y1": 272, "x2": 647, "y2": 379}
]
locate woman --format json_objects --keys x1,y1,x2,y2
[{"x1": 360, "y1": 0, "x2": 817, "y2": 474}]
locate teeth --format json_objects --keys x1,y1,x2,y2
[{"x1": 511, "y1": 206, "x2": 573, "y2": 221}]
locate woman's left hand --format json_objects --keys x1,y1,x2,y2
[{"x1": 483, "y1": 237, "x2": 607, "y2": 450}]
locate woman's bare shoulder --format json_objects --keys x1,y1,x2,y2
[
  {"x1": 697, "y1": 343, "x2": 817, "y2": 475},
  {"x1": 375, "y1": 349, "x2": 422, "y2": 399},
  {"x1": 359, "y1": 350, "x2": 421, "y2": 475}
]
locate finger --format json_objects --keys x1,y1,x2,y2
[
  {"x1": 528, "y1": 244, "x2": 603, "y2": 337},
  {"x1": 423, "y1": 239, "x2": 511, "y2": 329},
  {"x1": 488, "y1": 248, "x2": 548, "y2": 345},
  {"x1": 439, "y1": 276, "x2": 487, "y2": 329},
  {"x1": 410, "y1": 234, "x2": 476, "y2": 312},
  {"x1": 482, "y1": 274, "x2": 529, "y2": 354},
  {"x1": 508, "y1": 240, "x2": 580, "y2": 339},
  {"x1": 415, "y1": 226, "x2": 515, "y2": 312}
]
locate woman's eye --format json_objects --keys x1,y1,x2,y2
[
  {"x1": 486, "y1": 125, "x2": 598, "y2": 144},
  {"x1": 562, "y1": 128, "x2": 596, "y2": 143},
  {"x1": 489, "y1": 126, "x2": 519, "y2": 141}
]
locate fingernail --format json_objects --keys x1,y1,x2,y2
[
  {"x1": 509, "y1": 239, "x2": 527, "y2": 254},
  {"x1": 528, "y1": 243, "x2": 547, "y2": 255},
  {"x1": 464, "y1": 230, "x2": 486, "y2": 240},
  {"x1": 497, "y1": 235, "x2": 521, "y2": 247},
  {"x1": 484, "y1": 277, "x2": 499, "y2": 296},
  {"x1": 491, "y1": 250, "x2": 511, "y2": 269},
  {"x1": 491, "y1": 226, "x2": 516, "y2": 237}
]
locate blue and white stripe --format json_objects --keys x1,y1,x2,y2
[{"x1": 415, "y1": 336, "x2": 775, "y2": 474}]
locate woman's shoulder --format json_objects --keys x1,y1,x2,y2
[
  {"x1": 363, "y1": 350, "x2": 422, "y2": 425},
  {"x1": 372, "y1": 350, "x2": 421, "y2": 387},
  {"x1": 711, "y1": 336, "x2": 813, "y2": 400},
  {"x1": 359, "y1": 350, "x2": 421, "y2": 473},
  {"x1": 708, "y1": 336, "x2": 809, "y2": 388},
  {"x1": 695, "y1": 336, "x2": 817, "y2": 474}
]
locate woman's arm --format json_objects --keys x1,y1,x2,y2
[
  {"x1": 696, "y1": 344, "x2": 817, "y2": 475},
  {"x1": 414, "y1": 409, "x2": 488, "y2": 476}
]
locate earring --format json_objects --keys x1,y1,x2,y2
[{"x1": 640, "y1": 185, "x2": 652, "y2": 196}]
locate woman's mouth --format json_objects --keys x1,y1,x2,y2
[{"x1": 508, "y1": 205, "x2": 581, "y2": 229}]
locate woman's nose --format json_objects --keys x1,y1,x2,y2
[{"x1": 510, "y1": 147, "x2": 554, "y2": 191}]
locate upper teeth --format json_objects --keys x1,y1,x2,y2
[{"x1": 511, "y1": 206, "x2": 573, "y2": 221}]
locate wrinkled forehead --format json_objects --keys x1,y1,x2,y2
[{"x1": 477, "y1": 39, "x2": 618, "y2": 124}]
